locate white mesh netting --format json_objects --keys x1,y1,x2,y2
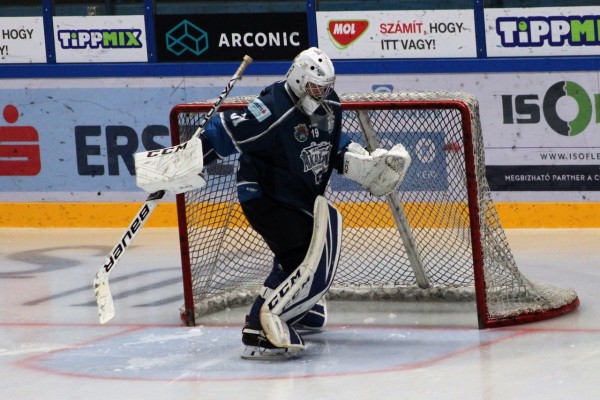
[{"x1": 173, "y1": 91, "x2": 578, "y2": 328}]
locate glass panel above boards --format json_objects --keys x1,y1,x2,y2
[
  {"x1": 154, "y1": 0, "x2": 306, "y2": 15},
  {"x1": 316, "y1": 0, "x2": 473, "y2": 11},
  {"x1": 484, "y1": 0, "x2": 598, "y2": 7},
  {"x1": 53, "y1": 0, "x2": 144, "y2": 16},
  {"x1": 0, "y1": 0, "x2": 42, "y2": 16}
]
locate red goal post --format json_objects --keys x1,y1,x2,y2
[{"x1": 169, "y1": 91, "x2": 579, "y2": 329}]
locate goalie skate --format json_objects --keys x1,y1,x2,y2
[{"x1": 241, "y1": 320, "x2": 304, "y2": 360}]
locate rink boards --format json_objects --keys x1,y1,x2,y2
[{"x1": 0, "y1": 201, "x2": 597, "y2": 228}]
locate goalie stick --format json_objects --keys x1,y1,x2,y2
[{"x1": 93, "y1": 55, "x2": 253, "y2": 324}]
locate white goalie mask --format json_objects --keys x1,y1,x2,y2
[{"x1": 286, "y1": 47, "x2": 336, "y2": 115}]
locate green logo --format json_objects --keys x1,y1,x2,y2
[
  {"x1": 501, "y1": 80, "x2": 598, "y2": 136},
  {"x1": 543, "y1": 81, "x2": 593, "y2": 136},
  {"x1": 166, "y1": 20, "x2": 208, "y2": 56}
]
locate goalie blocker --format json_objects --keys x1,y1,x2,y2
[
  {"x1": 134, "y1": 135, "x2": 206, "y2": 194},
  {"x1": 134, "y1": 55, "x2": 253, "y2": 196}
]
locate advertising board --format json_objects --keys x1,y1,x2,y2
[
  {"x1": 316, "y1": 10, "x2": 477, "y2": 59},
  {"x1": 154, "y1": 13, "x2": 308, "y2": 62},
  {"x1": 0, "y1": 17, "x2": 46, "y2": 64},
  {"x1": 485, "y1": 6, "x2": 600, "y2": 57},
  {"x1": 53, "y1": 15, "x2": 148, "y2": 63},
  {"x1": 2, "y1": 71, "x2": 600, "y2": 204}
]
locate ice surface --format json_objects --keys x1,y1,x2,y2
[{"x1": 1, "y1": 228, "x2": 599, "y2": 400}]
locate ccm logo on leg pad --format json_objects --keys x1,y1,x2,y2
[{"x1": 266, "y1": 269, "x2": 311, "y2": 311}]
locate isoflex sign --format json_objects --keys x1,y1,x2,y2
[
  {"x1": 501, "y1": 81, "x2": 598, "y2": 137},
  {"x1": 487, "y1": 81, "x2": 600, "y2": 191}
]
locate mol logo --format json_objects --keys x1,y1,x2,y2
[
  {"x1": 502, "y1": 81, "x2": 599, "y2": 136},
  {"x1": 327, "y1": 20, "x2": 369, "y2": 49},
  {"x1": 57, "y1": 29, "x2": 142, "y2": 49},
  {"x1": 496, "y1": 15, "x2": 600, "y2": 47}
]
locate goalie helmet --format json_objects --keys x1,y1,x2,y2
[{"x1": 286, "y1": 47, "x2": 335, "y2": 115}]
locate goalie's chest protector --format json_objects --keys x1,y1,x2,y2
[
  {"x1": 279, "y1": 107, "x2": 337, "y2": 189},
  {"x1": 228, "y1": 82, "x2": 341, "y2": 211},
  {"x1": 269, "y1": 84, "x2": 340, "y2": 200}
]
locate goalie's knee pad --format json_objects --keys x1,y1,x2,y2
[{"x1": 260, "y1": 196, "x2": 342, "y2": 347}]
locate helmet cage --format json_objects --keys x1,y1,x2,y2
[{"x1": 302, "y1": 75, "x2": 335, "y2": 102}]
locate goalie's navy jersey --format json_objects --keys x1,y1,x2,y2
[{"x1": 203, "y1": 80, "x2": 351, "y2": 213}]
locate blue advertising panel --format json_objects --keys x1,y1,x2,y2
[{"x1": 0, "y1": 78, "x2": 264, "y2": 201}]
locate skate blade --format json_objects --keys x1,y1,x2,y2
[{"x1": 241, "y1": 345, "x2": 302, "y2": 360}]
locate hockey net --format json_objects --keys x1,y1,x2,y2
[{"x1": 170, "y1": 91, "x2": 579, "y2": 329}]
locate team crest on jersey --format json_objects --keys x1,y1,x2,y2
[
  {"x1": 300, "y1": 142, "x2": 332, "y2": 184},
  {"x1": 294, "y1": 124, "x2": 309, "y2": 142}
]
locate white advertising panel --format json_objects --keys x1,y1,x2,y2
[
  {"x1": 53, "y1": 15, "x2": 148, "y2": 63},
  {"x1": 333, "y1": 72, "x2": 600, "y2": 201},
  {"x1": 2, "y1": 72, "x2": 599, "y2": 203},
  {"x1": 485, "y1": 6, "x2": 600, "y2": 57},
  {"x1": 316, "y1": 10, "x2": 477, "y2": 59},
  {"x1": 0, "y1": 17, "x2": 46, "y2": 64}
]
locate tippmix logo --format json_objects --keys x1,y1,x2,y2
[
  {"x1": 56, "y1": 29, "x2": 142, "y2": 49},
  {"x1": 496, "y1": 14, "x2": 600, "y2": 48}
]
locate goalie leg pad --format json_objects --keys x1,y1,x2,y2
[
  {"x1": 260, "y1": 196, "x2": 342, "y2": 348},
  {"x1": 245, "y1": 259, "x2": 288, "y2": 329}
]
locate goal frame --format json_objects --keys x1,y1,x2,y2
[{"x1": 169, "y1": 93, "x2": 579, "y2": 330}]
